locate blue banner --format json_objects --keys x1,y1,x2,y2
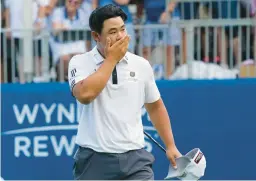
[{"x1": 1, "y1": 79, "x2": 256, "y2": 180}]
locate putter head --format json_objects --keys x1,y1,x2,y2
[{"x1": 165, "y1": 148, "x2": 206, "y2": 180}]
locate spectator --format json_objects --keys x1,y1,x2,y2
[
  {"x1": 44, "y1": 0, "x2": 59, "y2": 81},
  {"x1": 80, "y1": 0, "x2": 94, "y2": 50},
  {"x1": 142, "y1": 0, "x2": 181, "y2": 77},
  {"x1": 95, "y1": 0, "x2": 136, "y2": 53},
  {"x1": 51, "y1": 0, "x2": 89, "y2": 81},
  {"x1": 4, "y1": 0, "x2": 49, "y2": 83},
  {"x1": 177, "y1": 1, "x2": 200, "y2": 65},
  {"x1": 205, "y1": 0, "x2": 252, "y2": 68}
]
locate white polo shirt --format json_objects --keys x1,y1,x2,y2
[{"x1": 68, "y1": 46, "x2": 160, "y2": 153}]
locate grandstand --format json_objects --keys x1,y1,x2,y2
[{"x1": 1, "y1": 0, "x2": 255, "y2": 83}]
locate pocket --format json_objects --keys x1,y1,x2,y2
[{"x1": 73, "y1": 148, "x2": 95, "y2": 180}]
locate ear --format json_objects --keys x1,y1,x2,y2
[{"x1": 91, "y1": 31, "x2": 100, "y2": 42}]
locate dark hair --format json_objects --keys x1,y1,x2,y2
[{"x1": 89, "y1": 4, "x2": 127, "y2": 34}]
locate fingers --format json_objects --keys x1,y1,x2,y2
[
  {"x1": 112, "y1": 35, "x2": 130, "y2": 54},
  {"x1": 106, "y1": 37, "x2": 111, "y2": 48},
  {"x1": 122, "y1": 36, "x2": 130, "y2": 49},
  {"x1": 125, "y1": 35, "x2": 130, "y2": 45},
  {"x1": 122, "y1": 38, "x2": 130, "y2": 53},
  {"x1": 170, "y1": 156, "x2": 177, "y2": 169},
  {"x1": 166, "y1": 147, "x2": 181, "y2": 170},
  {"x1": 113, "y1": 35, "x2": 130, "y2": 47},
  {"x1": 122, "y1": 36, "x2": 130, "y2": 48}
]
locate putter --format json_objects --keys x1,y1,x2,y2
[{"x1": 143, "y1": 131, "x2": 166, "y2": 153}]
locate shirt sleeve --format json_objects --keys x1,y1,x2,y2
[
  {"x1": 68, "y1": 54, "x2": 95, "y2": 92},
  {"x1": 144, "y1": 61, "x2": 161, "y2": 103}
]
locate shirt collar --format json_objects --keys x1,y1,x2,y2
[{"x1": 92, "y1": 46, "x2": 129, "y2": 65}]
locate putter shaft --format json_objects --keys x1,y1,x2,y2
[{"x1": 143, "y1": 131, "x2": 166, "y2": 153}]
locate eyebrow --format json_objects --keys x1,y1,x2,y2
[{"x1": 108, "y1": 24, "x2": 126, "y2": 32}]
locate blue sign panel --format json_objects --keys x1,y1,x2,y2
[{"x1": 1, "y1": 79, "x2": 256, "y2": 180}]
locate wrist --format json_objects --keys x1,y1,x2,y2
[
  {"x1": 166, "y1": 142, "x2": 176, "y2": 150},
  {"x1": 35, "y1": 18, "x2": 46, "y2": 27},
  {"x1": 105, "y1": 57, "x2": 117, "y2": 66},
  {"x1": 103, "y1": 58, "x2": 117, "y2": 71}
]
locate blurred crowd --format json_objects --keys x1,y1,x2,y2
[{"x1": 1, "y1": 0, "x2": 256, "y2": 83}]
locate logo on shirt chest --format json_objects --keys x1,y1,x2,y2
[
  {"x1": 127, "y1": 71, "x2": 138, "y2": 82},
  {"x1": 130, "y1": 71, "x2": 135, "y2": 77}
]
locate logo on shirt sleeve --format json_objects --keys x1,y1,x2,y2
[{"x1": 71, "y1": 68, "x2": 77, "y2": 77}]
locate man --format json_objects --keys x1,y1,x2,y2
[
  {"x1": 5, "y1": 0, "x2": 49, "y2": 83},
  {"x1": 68, "y1": 4, "x2": 181, "y2": 180},
  {"x1": 142, "y1": 0, "x2": 181, "y2": 77},
  {"x1": 177, "y1": 1, "x2": 199, "y2": 65},
  {"x1": 51, "y1": 0, "x2": 89, "y2": 81}
]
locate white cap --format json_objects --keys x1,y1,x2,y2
[{"x1": 165, "y1": 148, "x2": 206, "y2": 180}]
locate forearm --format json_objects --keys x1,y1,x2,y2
[
  {"x1": 167, "y1": 1, "x2": 177, "y2": 13},
  {"x1": 46, "y1": 0, "x2": 58, "y2": 15},
  {"x1": 147, "y1": 100, "x2": 176, "y2": 149},
  {"x1": 75, "y1": 59, "x2": 116, "y2": 103},
  {"x1": 38, "y1": 6, "x2": 46, "y2": 19},
  {"x1": 34, "y1": 6, "x2": 47, "y2": 30},
  {"x1": 52, "y1": 23, "x2": 67, "y2": 35}
]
